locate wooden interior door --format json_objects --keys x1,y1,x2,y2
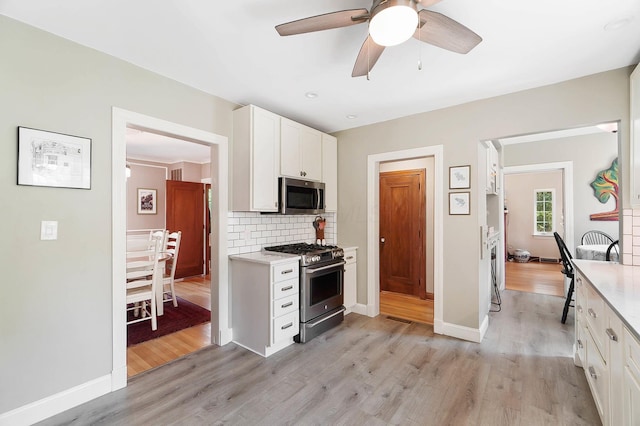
[
  {"x1": 379, "y1": 169, "x2": 426, "y2": 299},
  {"x1": 166, "y1": 180, "x2": 205, "y2": 279},
  {"x1": 205, "y1": 183, "x2": 211, "y2": 276}
]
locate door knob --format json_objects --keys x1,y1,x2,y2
[{"x1": 380, "y1": 237, "x2": 385, "y2": 243}]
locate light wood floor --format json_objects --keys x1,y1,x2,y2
[
  {"x1": 380, "y1": 291, "x2": 434, "y2": 325},
  {"x1": 41, "y1": 290, "x2": 599, "y2": 425},
  {"x1": 505, "y1": 260, "x2": 565, "y2": 297},
  {"x1": 127, "y1": 275, "x2": 212, "y2": 377}
]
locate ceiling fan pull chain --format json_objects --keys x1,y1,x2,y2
[{"x1": 367, "y1": 34, "x2": 371, "y2": 81}]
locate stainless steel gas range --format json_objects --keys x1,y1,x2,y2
[{"x1": 264, "y1": 243, "x2": 345, "y2": 343}]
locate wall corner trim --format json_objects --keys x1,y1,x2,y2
[
  {"x1": 350, "y1": 303, "x2": 369, "y2": 316},
  {"x1": 0, "y1": 375, "x2": 112, "y2": 426},
  {"x1": 438, "y1": 315, "x2": 489, "y2": 343}
]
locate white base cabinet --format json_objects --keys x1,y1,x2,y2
[
  {"x1": 343, "y1": 247, "x2": 357, "y2": 313},
  {"x1": 574, "y1": 270, "x2": 622, "y2": 426},
  {"x1": 231, "y1": 255, "x2": 299, "y2": 357}
]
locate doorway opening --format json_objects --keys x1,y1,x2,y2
[
  {"x1": 112, "y1": 108, "x2": 229, "y2": 390},
  {"x1": 366, "y1": 146, "x2": 444, "y2": 333},
  {"x1": 378, "y1": 163, "x2": 432, "y2": 325},
  {"x1": 125, "y1": 132, "x2": 215, "y2": 376}
]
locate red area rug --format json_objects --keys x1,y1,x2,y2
[{"x1": 127, "y1": 297, "x2": 210, "y2": 346}]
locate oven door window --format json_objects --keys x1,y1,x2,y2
[{"x1": 310, "y1": 270, "x2": 341, "y2": 305}]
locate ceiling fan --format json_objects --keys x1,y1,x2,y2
[{"x1": 275, "y1": 0, "x2": 482, "y2": 78}]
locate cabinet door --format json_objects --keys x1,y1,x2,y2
[
  {"x1": 300, "y1": 126, "x2": 322, "y2": 181},
  {"x1": 280, "y1": 118, "x2": 302, "y2": 178},
  {"x1": 623, "y1": 327, "x2": 640, "y2": 425},
  {"x1": 322, "y1": 133, "x2": 338, "y2": 211},
  {"x1": 252, "y1": 107, "x2": 280, "y2": 211},
  {"x1": 343, "y1": 248, "x2": 357, "y2": 309}
]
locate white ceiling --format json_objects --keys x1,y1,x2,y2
[{"x1": 2, "y1": 0, "x2": 640, "y2": 138}]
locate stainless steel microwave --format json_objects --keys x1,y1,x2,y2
[{"x1": 279, "y1": 177, "x2": 325, "y2": 215}]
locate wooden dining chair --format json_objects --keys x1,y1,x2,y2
[
  {"x1": 149, "y1": 229, "x2": 169, "y2": 251},
  {"x1": 162, "y1": 231, "x2": 182, "y2": 307},
  {"x1": 606, "y1": 240, "x2": 620, "y2": 262},
  {"x1": 581, "y1": 230, "x2": 614, "y2": 245},
  {"x1": 126, "y1": 238, "x2": 161, "y2": 331},
  {"x1": 554, "y1": 232, "x2": 575, "y2": 324}
]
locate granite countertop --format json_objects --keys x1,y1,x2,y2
[
  {"x1": 572, "y1": 259, "x2": 640, "y2": 341},
  {"x1": 229, "y1": 251, "x2": 300, "y2": 265}
]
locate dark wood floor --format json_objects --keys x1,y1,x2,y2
[{"x1": 39, "y1": 289, "x2": 597, "y2": 425}]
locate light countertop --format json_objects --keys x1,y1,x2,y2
[
  {"x1": 229, "y1": 251, "x2": 300, "y2": 265},
  {"x1": 572, "y1": 259, "x2": 640, "y2": 341}
]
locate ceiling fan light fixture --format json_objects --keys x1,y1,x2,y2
[{"x1": 369, "y1": 0, "x2": 418, "y2": 47}]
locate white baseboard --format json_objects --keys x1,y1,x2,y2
[
  {"x1": 437, "y1": 315, "x2": 489, "y2": 343},
  {"x1": 0, "y1": 374, "x2": 112, "y2": 426},
  {"x1": 348, "y1": 303, "x2": 368, "y2": 316}
]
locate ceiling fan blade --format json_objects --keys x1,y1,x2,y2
[
  {"x1": 414, "y1": 10, "x2": 482, "y2": 54},
  {"x1": 352, "y1": 35, "x2": 385, "y2": 77},
  {"x1": 276, "y1": 9, "x2": 369, "y2": 36},
  {"x1": 415, "y1": 0, "x2": 444, "y2": 7}
]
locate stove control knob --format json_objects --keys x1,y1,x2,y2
[{"x1": 312, "y1": 255, "x2": 321, "y2": 263}]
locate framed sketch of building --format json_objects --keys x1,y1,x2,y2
[{"x1": 17, "y1": 127, "x2": 91, "y2": 189}]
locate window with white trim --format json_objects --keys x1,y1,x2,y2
[{"x1": 534, "y1": 189, "x2": 554, "y2": 235}]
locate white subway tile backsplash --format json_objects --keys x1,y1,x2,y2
[{"x1": 226, "y1": 212, "x2": 337, "y2": 254}]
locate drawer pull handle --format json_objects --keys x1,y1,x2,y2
[
  {"x1": 588, "y1": 308, "x2": 597, "y2": 319},
  {"x1": 281, "y1": 301, "x2": 293, "y2": 308},
  {"x1": 588, "y1": 366, "x2": 597, "y2": 380},
  {"x1": 606, "y1": 328, "x2": 618, "y2": 342},
  {"x1": 577, "y1": 339, "x2": 583, "y2": 349},
  {"x1": 346, "y1": 256, "x2": 354, "y2": 260},
  {"x1": 282, "y1": 285, "x2": 294, "y2": 291},
  {"x1": 281, "y1": 269, "x2": 294, "y2": 275},
  {"x1": 281, "y1": 322, "x2": 293, "y2": 330}
]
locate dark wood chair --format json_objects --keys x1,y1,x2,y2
[
  {"x1": 606, "y1": 240, "x2": 620, "y2": 262},
  {"x1": 581, "y1": 230, "x2": 614, "y2": 245},
  {"x1": 554, "y1": 232, "x2": 575, "y2": 324}
]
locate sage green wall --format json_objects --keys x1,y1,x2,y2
[
  {"x1": 0, "y1": 16, "x2": 237, "y2": 413},
  {"x1": 334, "y1": 67, "x2": 631, "y2": 330}
]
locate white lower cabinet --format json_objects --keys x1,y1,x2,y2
[
  {"x1": 574, "y1": 270, "x2": 623, "y2": 426},
  {"x1": 343, "y1": 247, "x2": 357, "y2": 313},
  {"x1": 623, "y1": 327, "x2": 640, "y2": 424},
  {"x1": 231, "y1": 255, "x2": 299, "y2": 357}
]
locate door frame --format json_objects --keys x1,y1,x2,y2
[
  {"x1": 366, "y1": 146, "x2": 444, "y2": 333},
  {"x1": 111, "y1": 107, "x2": 229, "y2": 390}
]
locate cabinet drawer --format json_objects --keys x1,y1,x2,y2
[
  {"x1": 273, "y1": 293, "x2": 299, "y2": 318},
  {"x1": 273, "y1": 311, "x2": 299, "y2": 343},
  {"x1": 586, "y1": 284, "x2": 607, "y2": 359},
  {"x1": 344, "y1": 248, "x2": 357, "y2": 265},
  {"x1": 273, "y1": 278, "x2": 299, "y2": 300},
  {"x1": 273, "y1": 262, "x2": 298, "y2": 283},
  {"x1": 585, "y1": 327, "x2": 609, "y2": 423}
]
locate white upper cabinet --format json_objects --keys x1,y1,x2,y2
[
  {"x1": 322, "y1": 133, "x2": 338, "y2": 212},
  {"x1": 280, "y1": 117, "x2": 322, "y2": 181},
  {"x1": 232, "y1": 105, "x2": 280, "y2": 212},
  {"x1": 631, "y1": 64, "x2": 640, "y2": 206}
]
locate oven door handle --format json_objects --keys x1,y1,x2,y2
[
  {"x1": 305, "y1": 260, "x2": 346, "y2": 275},
  {"x1": 307, "y1": 306, "x2": 346, "y2": 328}
]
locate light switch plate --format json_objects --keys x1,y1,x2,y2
[{"x1": 41, "y1": 221, "x2": 58, "y2": 240}]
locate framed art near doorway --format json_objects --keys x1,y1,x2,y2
[
  {"x1": 137, "y1": 188, "x2": 157, "y2": 214},
  {"x1": 449, "y1": 165, "x2": 470, "y2": 189},
  {"x1": 449, "y1": 192, "x2": 470, "y2": 215}
]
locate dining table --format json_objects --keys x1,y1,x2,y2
[
  {"x1": 575, "y1": 244, "x2": 618, "y2": 262},
  {"x1": 126, "y1": 250, "x2": 172, "y2": 316}
]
